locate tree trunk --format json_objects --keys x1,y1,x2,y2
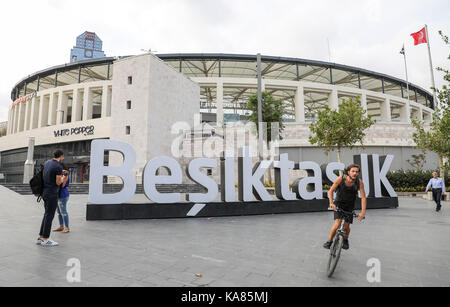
[
  {"x1": 337, "y1": 148, "x2": 343, "y2": 176},
  {"x1": 439, "y1": 154, "x2": 445, "y2": 185}
]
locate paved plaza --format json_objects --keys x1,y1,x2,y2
[{"x1": 0, "y1": 185, "x2": 449, "y2": 287}]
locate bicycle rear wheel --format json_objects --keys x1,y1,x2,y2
[{"x1": 327, "y1": 234, "x2": 344, "y2": 278}]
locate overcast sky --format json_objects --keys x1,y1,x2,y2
[{"x1": 0, "y1": 0, "x2": 448, "y2": 122}]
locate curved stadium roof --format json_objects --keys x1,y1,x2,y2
[{"x1": 11, "y1": 53, "x2": 435, "y2": 114}]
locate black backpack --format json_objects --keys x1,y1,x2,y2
[{"x1": 29, "y1": 165, "x2": 44, "y2": 203}]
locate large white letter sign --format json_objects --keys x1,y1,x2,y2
[
  {"x1": 354, "y1": 154, "x2": 371, "y2": 197},
  {"x1": 238, "y1": 147, "x2": 272, "y2": 202},
  {"x1": 143, "y1": 157, "x2": 183, "y2": 204},
  {"x1": 274, "y1": 154, "x2": 296, "y2": 200},
  {"x1": 89, "y1": 139, "x2": 136, "y2": 204},
  {"x1": 221, "y1": 150, "x2": 236, "y2": 202},
  {"x1": 325, "y1": 162, "x2": 345, "y2": 184},
  {"x1": 186, "y1": 158, "x2": 219, "y2": 203},
  {"x1": 293, "y1": 162, "x2": 323, "y2": 200},
  {"x1": 372, "y1": 154, "x2": 397, "y2": 197}
]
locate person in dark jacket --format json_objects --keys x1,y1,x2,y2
[
  {"x1": 36, "y1": 150, "x2": 65, "y2": 247},
  {"x1": 54, "y1": 164, "x2": 70, "y2": 233}
]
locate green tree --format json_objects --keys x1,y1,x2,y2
[
  {"x1": 247, "y1": 91, "x2": 286, "y2": 184},
  {"x1": 407, "y1": 152, "x2": 427, "y2": 171},
  {"x1": 412, "y1": 106, "x2": 450, "y2": 182},
  {"x1": 308, "y1": 97, "x2": 375, "y2": 164},
  {"x1": 433, "y1": 31, "x2": 449, "y2": 110},
  {"x1": 412, "y1": 31, "x2": 450, "y2": 183},
  {"x1": 247, "y1": 91, "x2": 285, "y2": 144}
]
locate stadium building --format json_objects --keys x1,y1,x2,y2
[{"x1": 0, "y1": 49, "x2": 439, "y2": 184}]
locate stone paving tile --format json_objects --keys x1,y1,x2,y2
[{"x1": 0, "y1": 188, "x2": 449, "y2": 287}]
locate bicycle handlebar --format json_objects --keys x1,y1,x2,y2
[{"x1": 328, "y1": 207, "x2": 366, "y2": 220}]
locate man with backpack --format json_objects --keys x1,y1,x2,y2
[{"x1": 36, "y1": 150, "x2": 66, "y2": 247}]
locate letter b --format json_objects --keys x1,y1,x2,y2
[{"x1": 88, "y1": 140, "x2": 136, "y2": 204}]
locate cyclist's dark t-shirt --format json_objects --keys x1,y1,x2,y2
[
  {"x1": 335, "y1": 175, "x2": 360, "y2": 211},
  {"x1": 43, "y1": 159, "x2": 63, "y2": 197}
]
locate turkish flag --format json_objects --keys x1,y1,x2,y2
[{"x1": 411, "y1": 27, "x2": 427, "y2": 45}]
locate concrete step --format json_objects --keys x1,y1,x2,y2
[{"x1": 0, "y1": 183, "x2": 209, "y2": 196}]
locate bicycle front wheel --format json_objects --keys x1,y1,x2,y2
[{"x1": 327, "y1": 234, "x2": 344, "y2": 278}]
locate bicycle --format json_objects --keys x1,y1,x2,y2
[{"x1": 326, "y1": 208, "x2": 364, "y2": 278}]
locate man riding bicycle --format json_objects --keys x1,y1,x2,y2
[{"x1": 323, "y1": 164, "x2": 367, "y2": 250}]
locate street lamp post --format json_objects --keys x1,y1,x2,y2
[{"x1": 257, "y1": 53, "x2": 263, "y2": 161}]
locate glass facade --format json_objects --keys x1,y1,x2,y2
[{"x1": 0, "y1": 140, "x2": 106, "y2": 184}]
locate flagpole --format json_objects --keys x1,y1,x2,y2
[
  {"x1": 402, "y1": 44, "x2": 411, "y2": 103},
  {"x1": 425, "y1": 24, "x2": 439, "y2": 110}
]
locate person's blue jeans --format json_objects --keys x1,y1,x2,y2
[{"x1": 57, "y1": 197, "x2": 70, "y2": 227}]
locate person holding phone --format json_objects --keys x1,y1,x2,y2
[{"x1": 54, "y1": 164, "x2": 71, "y2": 233}]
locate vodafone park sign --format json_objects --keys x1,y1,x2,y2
[{"x1": 86, "y1": 140, "x2": 398, "y2": 220}]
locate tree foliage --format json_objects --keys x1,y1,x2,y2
[
  {"x1": 412, "y1": 105, "x2": 450, "y2": 180},
  {"x1": 434, "y1": 31, "x2": 449, "y2": 109},
  {"x1": 247, "y1": 91, "x2": 285, "y2": 142},
  {"x1": 412, "y1": 31, "x2": 450, "y2": 181},
  {"x1": 308, "y1": 97, "x2": 375, "y2": 161},
  {"x1": 407, "y1": 153, "x2": 427, "y2": 171}
]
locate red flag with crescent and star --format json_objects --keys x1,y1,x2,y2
[{"x1": 411, "y1": 27, "x2": 427, "y2": 45}]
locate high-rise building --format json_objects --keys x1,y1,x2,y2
[{"x1": 70, "y1": 31, "x2": 106, "y2": 63}]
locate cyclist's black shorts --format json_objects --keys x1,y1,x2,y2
[{"x1": 334, "y1": 202, "x2": 355, "y2": 224}]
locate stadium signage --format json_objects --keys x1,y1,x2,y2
[
  {"x1": 54, "y1": 125, "x2": 95, "y2": 138},
  {"x1": 88, "y1": 139, "x2": 397, "y2": 205}
]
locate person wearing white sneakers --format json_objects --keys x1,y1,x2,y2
[
  {"x1": 53, "y1": 164, "x2": 71, "y2": 234},
  {"x1": 36, "y1": 149, "x2": 65, "y2": 247}
]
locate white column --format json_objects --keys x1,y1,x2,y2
[
  {"x1": 72, "y1": 88, "x2": 82, "y2": 122},
  {"x1": 38, "y1": 95, "x2": 49, "y2": 128},
  {"x1": 24, "y1": 99, "x2": 32, "y2": 131},
  {"x1": 30, "y1": 96, "x2": 39, "y2": 130},
  {"x1": 82, "y1": 87, "x2": 93, "y2": 121},
  {"x1": 57, "y1": 91, "x2": 69, "y2": 124},
  {"x1": 295, "y1": 85, "x2": 305, "y2": 123},
  {"x1": 48, "y1": 92, "x2": 58, "y2": 126},
  {"x1": 7, "y1": 107, "x2": 13, "y2": 134},
  {"x1": 328, "y1": 89, "x2": 339, "y2": 111},
  {"x1": 12, "y1": 105, "x2": 17, "y2": 133},
  {"x1": 418, "y1": 108, "x2": 424, "y2": 121},
  {"x1": 216, "y1": 81, "x2": 224, "y2": 126},
  {"x1": 380, "y1": 98, "x2": 391, "y2": 122},
  {"x1": 361, "y1": 93, "x2": 368, "y2": 114},
  {"x1": 15, "y1": 105, "x2": 21, "y2": 133},
  {"x1": 18, "y1": 102, "x2": 25, "y2": 132},
  {"x1": 101, "y1": 85, "x2": 112, "y2": 118},
  {"x1": 399, "y1": 100, "x2": 411, "y2": 123},
  {"x1": 423, "y1": 111, "x2": 432, "y2": 123}
]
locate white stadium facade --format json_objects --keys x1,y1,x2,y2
[{"x1": 0, "y1": 52, "x2": 438, "y2": 184}]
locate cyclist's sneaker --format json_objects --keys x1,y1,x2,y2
[
  {"x1": 343, "y1": 239, "x2": 349, "y2": 250},
  {"x1": 323, "y1": 241, "x2": 333, "y2": 249}
]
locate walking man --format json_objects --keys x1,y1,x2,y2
[
  {"x1": 36, "y1": 150, "x2": 65, "y2": 246},
  {"x1": 426, "y1": 172, "x2": 446, "y2": 212}
]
